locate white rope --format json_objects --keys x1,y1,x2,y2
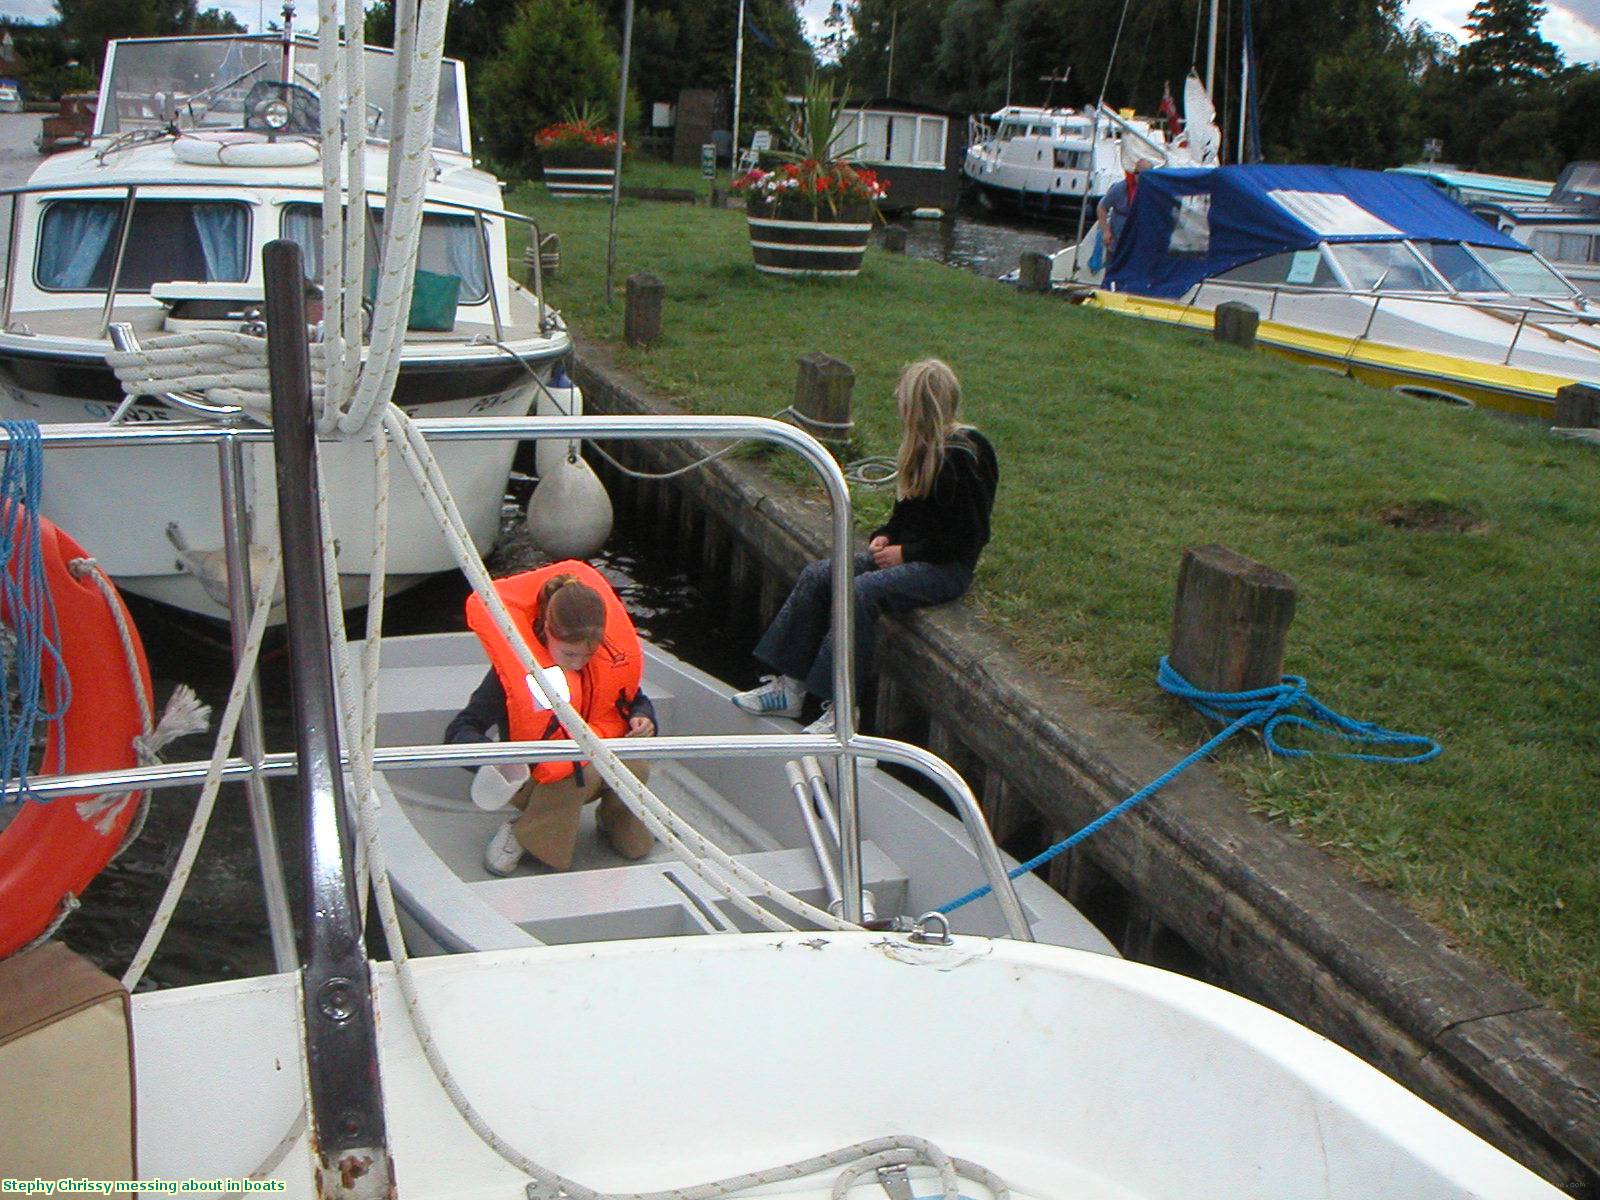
[
  {"x1": 66, "y1": 558, "x2": 211, "y2": 842},
  {"x1": 339, "y1": 0, "x2": 450, "y2": 437},
  {"x1": 120, "y1": 550, "x2": 281, "y2": 991},
  {"x1": 317, "y1": 0, "x2": 347, "y2": 425},
  {"x1": 381, "y1": 404, "x2": 855, "y2": 933}
]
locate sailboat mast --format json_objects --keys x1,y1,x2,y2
[
  {"x1": 731, "y1": 0, "x2": 745, "y2": 184},
  {"x1": 1205, "y1": 0, "x2": 1219, "y2": 99}
]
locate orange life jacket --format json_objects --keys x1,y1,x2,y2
[{"x1": 465, "y1": 560, "x2": 643, "y2": 784}]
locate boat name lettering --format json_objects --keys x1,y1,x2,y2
[
  {"x1": 468, "y1": 390, "x2": 513, "y2": 414},
  {"x1": 82, "y1": 402, "x2": 173, "y2": 423}
]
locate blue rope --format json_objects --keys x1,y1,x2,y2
[
  {"x1": 935, "y1": 655, "x2": 1441, "y2": 915},
  {"x1": 0, "y1": 421, "x2": 69, "y2": 802}
]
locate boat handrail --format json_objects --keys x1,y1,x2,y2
[
  {"x1": 0, "y1": 411, "x2": 1035, "y2": 941},
  {"x1": 0, "y1": 178, "x2": 550, "y2": 342},
  {"x1": 1190, "y1": 276, "x2": 1600, "y2": 359}
]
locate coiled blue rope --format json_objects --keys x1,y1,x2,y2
[
  {"x1": 935, "y1": 655, "x2": 1441, "y2": 915},
  {"x1": 0, "y1": 420, "x2": 69, "y2": 802}
]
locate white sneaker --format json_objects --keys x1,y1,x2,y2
[
  {"x1": 802, "y1": 704, "x2": 836, "y2": 736},
  {"x1": 484, "y1": 820, "x2": 525, "y2": 876},
  {"x1": 732, "y1": 674, "x2": 805, "y2": 719}
]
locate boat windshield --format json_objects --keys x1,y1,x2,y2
[
  {"x1": 99, "y1": 37, "x2": 465, "y2": 153},
  {"x1": 1412, "y1": 241, "x2": 1505, "y2": 292},
  {"x1": 1467, "y1": 245, "x2": 1574, "y2": 297},
  {"x1": 1325, "y1": 242, "x2": 1445, "y2": 292}
]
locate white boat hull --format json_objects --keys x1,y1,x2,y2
[
  {"x1": 0, "y1": 374, "x2": 538, "y2": 620},
  {"x1": 132, "y1": 934, "x2": 1564, "y2": 1198}
]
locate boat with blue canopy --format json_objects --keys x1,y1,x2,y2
[{"x1": 1050, "y1": 163, "x2": 1600, "y2": 418}]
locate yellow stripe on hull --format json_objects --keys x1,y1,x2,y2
[{"x1": 1087, "y1": 290, "x2": 1571, "y2": 420}]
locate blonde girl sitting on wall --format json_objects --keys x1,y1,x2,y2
[{"x1": 733, "y1": 359, "x2": 999, "y2": 734}]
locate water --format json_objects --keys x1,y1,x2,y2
[{"x1": 878, "y1": 195, "x2": 1074, "y2": 279}]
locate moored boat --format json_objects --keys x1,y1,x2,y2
[
  {"x1": 1050, "y1": 163, "x2": 1600, "y2": 418},
  {"x1": 0, "y1": 32, "x2": 573, "y2": 621}
]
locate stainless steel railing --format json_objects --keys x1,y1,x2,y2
[{"x1": 0, "y1": 411, "x2": 1035, "y2": 942}]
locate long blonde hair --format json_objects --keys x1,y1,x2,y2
[{"x1": 895, "y1": 359, "x2": 967, "y2": 500}]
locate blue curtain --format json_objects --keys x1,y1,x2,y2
[
  {"x1": 280, "y1": 205, "x2": 321, "y2": 278},
  {"x1": 190, "y1": 204, "x2": 247, "y2": 281},
  {"x1": 433, "y1": 215, "x2": 488, "y2": 301},
  {"x1": 37, "y1": 203, "x2": 118, "y2": 288}
]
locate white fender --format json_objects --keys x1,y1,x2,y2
[
  {"x1": 535, "y1": 379, "x2": 583, "y2": 478},
  {"x1": 525, "y1": 450, "x2": 613, "y2": 560},
  {"x1": 172, "y1": 132, "x2": 320, "y2": 168}
]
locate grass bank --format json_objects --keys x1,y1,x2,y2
[{"x1": 505, "y1": 172, "x2": 1600, "y2": 1041}]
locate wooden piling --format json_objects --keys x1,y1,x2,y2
[
  {"x1": 1168, "y1": 544, "x2": 1298, "y2": 696},
  {"x1": 1213, "y1": 301, "x2": 1260, "y2": 349},
  {"x1": 1018, "y1": 251, "x2": 1053, "y2": 293},
  {"x1": 791, "y1": 352, "x2": 855, "y2": 449},
  {"x1": 1554, "y1": 382, "x2": 1600, "y2": 428},
  {"x1": 623, "y1": 272, "x2": 665, "y2": 348},
  {"x1": 882, "y1": 225, "x2": 908, "y2": 253}
]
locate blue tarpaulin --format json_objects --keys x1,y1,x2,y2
[{"x1": 1105, "y1": 164, "x2": 1525, "y2": 299}]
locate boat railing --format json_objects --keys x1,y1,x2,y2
[
  {"x1": 0, "y1": 411, "x2": 1035, "y2": 944},
  {"x1": 0, "y1": 177, "x2": 553, "y2": 342},
  {"x1": 1188, "y1": 276, "x2": 1600, "y2": 363}
]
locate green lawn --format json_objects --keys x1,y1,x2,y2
[{"x1": 506, "y1": 170, "x2": 1600, "y2": 1042}]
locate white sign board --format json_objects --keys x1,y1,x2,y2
[{"x1": 750, "y1": 129, "x2": 771, "y2": 152}]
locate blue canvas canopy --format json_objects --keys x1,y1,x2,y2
[{"x1": 1104, "y1": 164, "x2": 1526, "y2": 299}]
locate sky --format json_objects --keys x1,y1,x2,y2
[{"x1": 0, "y1": 0, "x2": 1596, "y2": 66}]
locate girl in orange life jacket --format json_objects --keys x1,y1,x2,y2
[
  {"x1": 732, "y1": 359, "x2": 998, "y2": 734},
  {"x1": 454, "y1": 561, "x2": 657, "y2": 875}
]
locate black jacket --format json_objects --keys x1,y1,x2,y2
[{"x1": 871, "y1": 429, "x2": 998, "y2": 571}]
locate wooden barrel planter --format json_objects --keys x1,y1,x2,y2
[
  {"x1": 746, "y1": 200, "x2": 873, "y2": 277},
  {"x1": 542, "y1": 147, "x2": 616, "y2": 198}
]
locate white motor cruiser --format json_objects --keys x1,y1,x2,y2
[{"x1": 0, "y1": 33, "x2": 573, "y2": 620}]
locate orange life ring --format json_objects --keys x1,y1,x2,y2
[{"x1": 0, "y1": 510, "x2": 151, "y2": 958}]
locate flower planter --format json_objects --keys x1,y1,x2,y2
[
  {"x1": 542, "y1": 146, "x2": 616, "y2": 198},
  {"x1": 745, "y1": 200, "x2": 873, "y2": 277}
]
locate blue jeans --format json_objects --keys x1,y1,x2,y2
[{"x1": 753, "y1": 551, "x2": 973, "y2": 702}]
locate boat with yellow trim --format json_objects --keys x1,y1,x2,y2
[
  {"x1": 1087, "y1": 288, "x2": 1580, "y2": 419},
  {"x1": 1050, "y1": 163, "x2": 1600, "y2": 420}
]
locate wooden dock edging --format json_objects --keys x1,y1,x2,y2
[{"x1": 569, "y1": 342, "x2": 1600, "y2": 1197}]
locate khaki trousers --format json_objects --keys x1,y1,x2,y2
[{"x1": 508, "y1": 761, "x2": 653, "y2": 871}]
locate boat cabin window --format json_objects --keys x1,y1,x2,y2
[
  {"x1": 1412, "y1": 241, "x2": 1503, "y2": 292},
  {"x1": 280, "y1": 204, "x2": 489, "y2": 304},
  {"x1": 1215, "y1": 250, "x2": 1338, "y2": 288},
  {"x1": 1530, "y1": 230, "x2": 1600, "y2": 264},
  {"x1": 1325, "y1": 242, "x2": 1444, "y2": 292},
  {"x1": 1468, "y1": 245, "x2": 1574, "y2": 297},
  {"x1": 35, "y1": 199, "x2": 250, "y2": 292},
  {"x1": 1053, "y1": 148, "x2": 1090, "y2": 171}
]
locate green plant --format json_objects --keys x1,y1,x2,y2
[{"x1": 732, "y1": 73, "x2": 887, "y2": 218}]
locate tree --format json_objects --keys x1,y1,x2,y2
[
  {"x1": 1458, "y1": 0, "x2": 1560, "y2": 82},
  {"x1": 55, "y1": 0, "x2": 246, "y2": 70},
  {"x1": 475, "y1": 0, "x2": 619, "y2": 171},
  {"x1": 1294, "y1": 27, "x2": 1418, "y2": 168}
]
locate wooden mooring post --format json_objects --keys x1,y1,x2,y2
[
  {"x1": 1554, "y1": 381, "x2": 1600, "y2": 429},
  {"x1": 624, "y1": 272, "x2": 665, "y2": 348},
  {"x1": 1213, "y1": 301, "x2": 1260, "y2": 349},
  {"x1": 790, "y1": 352, "x2": 855, "y2": 449},
  {"x1": 882, "y1": 225, "x2": 908, "y2": 254},
  {"x1": 1168, "y1": 544, "x2": 1297, "y2": 695},
  {"x1": 1018, "y1": 251, "x2": 1053, "y2": 293}
]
